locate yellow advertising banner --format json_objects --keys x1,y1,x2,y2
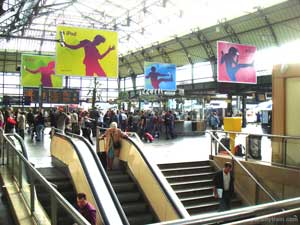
[{"x1": 56, "y1": 25, "x2": 118, "y2": 78}]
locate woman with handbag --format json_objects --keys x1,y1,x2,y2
[{"x1": 101, "y1": 122, "x2": 127, "y2": 170}]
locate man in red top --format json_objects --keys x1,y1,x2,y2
[
  {"x1": 25, "y1": 61, "x2": 55, "y2": 87},
  {"x1": 76, "y1": 193, "x2": 96, "y2": 225},
  {"x1": 63, "y1": 35, "x2": 115, "y2": 77}
]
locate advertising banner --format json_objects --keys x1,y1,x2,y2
[
  {"x1": 21, "y1": 54, "x2": 62, "y2": 88},
  {"x1": 218, "y1": 41, "x2": 256, "y2": 84},
  {"x1": 56, "y1": 25, "x2": 118, "y2": 78},
  {"x1": 144, "y1": 62, "x2": 176, "y2": 91}
]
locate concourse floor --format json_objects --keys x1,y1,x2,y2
[{"x1": 21, "y1": 124, "x2": 271, "y2": 168}]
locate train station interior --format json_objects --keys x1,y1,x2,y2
[{"x1": 0, "y1": 0, "x2": 300, "y2": 225}]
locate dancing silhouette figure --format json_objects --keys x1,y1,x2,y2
[
  {"x1": 63, "y1": 35, "x2": 115, "y2": 77},
  {"x1": 145, "y1": 66, "x2": 173, "y2": 89},
  {"x1": 220, "y1": 47, "x2": 253, "y2": 81},
  {"x1": 25, "y1": 61, "x2": 55, "y2": 87}
]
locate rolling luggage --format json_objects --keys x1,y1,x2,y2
[{"x1": 144, "y1": 132, "x2": 154, "y2": 142}]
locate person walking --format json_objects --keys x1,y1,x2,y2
[
  {"x1": 17, "y1": 111, "x2": 26, "y2": 139},
  {"x1": 209, "y1": 111, "x2": 220, "y2": 138},
  {"x1": 35, "y1": 111, "x2": 44, "y2": 141},
  {"x1": 101, "y1": 122, "x2": 127, "y2": 170},
  {"x1": 81, "y1": 112, "x2": 94, "y2": 145},
  {"x1": 71, "y1": 110, "x2": 80, "y2": 134},
  {"x1": 213, "y1": 162, "x2": 235, "y2": 211}
]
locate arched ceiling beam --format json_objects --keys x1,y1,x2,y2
[
  {"x1": 193, "y1": 29, "x2": 217, "y2": 77},
  {"x1": 120, "y1": 56, "x2": 135, "y2": 77},
  {"x1": 193, "y1": 29, "x2": 216, "y2": 62},
  {"x1": 218, "y1": 19, "x2": 241, "y2": 43},
  {"x1": 175, "y1": 36, "x2": 193, "y2": 64},
  {"x1": 156, "y1": 45, "x2": 172, "y2": 63},
  {"x1": 141, "y1": 47, "x2": 152, "y2": 62},
  {"x1": 130, "y1": 52, "x2": 144, "y2": 71},
  {"x1": 256, "y1": 7, "x2": 279, "y2": 46}
]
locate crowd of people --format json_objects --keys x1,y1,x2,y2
[{"x1": 0, "y1": 107, "x2": 179, "y2": 142}]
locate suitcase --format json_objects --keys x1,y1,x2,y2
[{"x1": 144, "y1": 132, "x2": 154, "y2": 142}]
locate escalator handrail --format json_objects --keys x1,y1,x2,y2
[
  {"x1": 6, "y1": 132, "x2": 29, "y2": 160},
  {"x1": 52, "y1": 130, "x2": 123, "y2": 225},
  {"x1": 1, "y1": 131, "x2": 90, "y2": 225},
  {"x1": 64, "y1": 130, "x2": 130, "y2": 225},
  {"x1": 124, "y1": 134, "x2": 187, "y2": 218}
]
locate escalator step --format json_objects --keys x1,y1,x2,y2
[
  {"x1": 37, "y1": 191, "x2": 75, "y2": 205},
  {"x1": 118, "y1": 192, "x2": 141, "y2": 203},
  {"x1": 107, "y1": 170, "x2": 126, "y2": 176},
  {"x1": 108, "y1": 174, "x2": 131, "y2": 183},
  {"x1": 35, "y1": 180, "x2": 74, "y2": 192},
  {"x1": 112, "y1": 182, "x2": 137, "y2": 192},
  {"x1": 122, "y1": 202, "x2": 148, "y2": 215},
  {"x1": 127, "y1": 213, "x2": 154, "y2": 225}
]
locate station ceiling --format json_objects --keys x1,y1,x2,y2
[{"x1": 0, "y1": 0, "x2": 299, "y2": 78}]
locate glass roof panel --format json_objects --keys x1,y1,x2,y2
[{"x1": 0, "y1": 0, "x2": 287, "y2": 54}]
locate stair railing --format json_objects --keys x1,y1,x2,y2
[
  {"x1": 150, "y1": 196, "x2": 300, "y2": 225},
  {"x1": 211, "y1": 130, "x2": 300, "y2": 169},
  {"x1": 208, "y1": 131, "x2": 277, "y2": 203}
]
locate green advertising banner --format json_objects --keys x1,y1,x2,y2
[{"x1": 21, "y1": 54, "x2": 63, "y2": 88}]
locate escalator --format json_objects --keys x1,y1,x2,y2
[
  {"x1": 50, "y1": 131, "x2": 127, "y2": 225},
  {"x1": 9, "y1": 131, "x2": 126, "y2": 225},
  {"x1": 70, "y1": 132, "x2": 159, "y2": 225},
  {"x1": 107, "y1": 169, "x2": 157, "y2": 225}
]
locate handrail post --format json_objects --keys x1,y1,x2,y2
[
  {"x1": 11, "y1": 145, "x2": 15, "y2": 176},
  {"x1": 283, "y1": 138, "x2": 287, "y2": 167},
  {"x1": 30, "y1": 177, "x2": 35, "y2": 215},
  {"x1": 96, "y1": 126, "x2": 99, "y2": 154},
  {"x1": 6, "y1": 141, "x2": 9, "y2": 166},
  {"x1": 245, "y1": 135, "x2": 249, "y2": 161},
  {"x1": 19, "y1": 156, "x2": 22, "y2": 189},
  {"x1": 210, "y1": 133, "x2": 213, "y2": 157},
  {"x1": 1, "y1": 138, "x2": 5, "y2": 165}
]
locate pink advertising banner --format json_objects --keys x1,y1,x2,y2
[{"x1": 217, "y1": 41, "x2": 256, "y2": 84}]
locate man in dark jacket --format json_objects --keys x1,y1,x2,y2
[{"x1": 213, "y1": 162, "x2": 234, "y2": 211}]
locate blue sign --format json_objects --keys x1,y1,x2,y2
[{"x1": 144, "y1": 62, "x2": 176, "y2": 91}]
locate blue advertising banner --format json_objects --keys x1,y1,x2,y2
[{"x1": 144, "y1": 62, "x2": 176, "y2": 91}]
